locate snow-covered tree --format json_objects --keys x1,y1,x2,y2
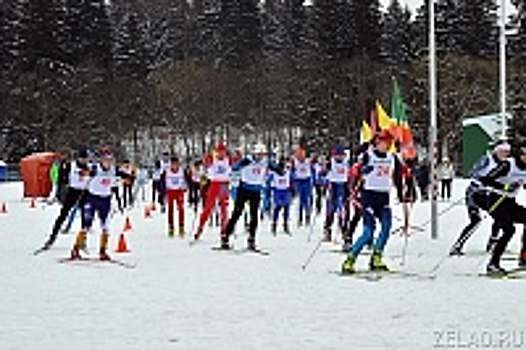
[
  {"x1": 218, "y1": 0, "x2": 263, "y2": 69},
  {"x1": 381, "y1": 0, "x2": 414, "y2": 64},
  {"x1": 311, "y1": 0, "x2": 353, "y2": 60},
  {"x1": 65, "y1": 0, "x2": 113, "y2": 67},
  {"x1": 456, "y1": 0, "x2": 498, "y2": 57},
  {"x1": 349, "y1": 0, "x2": 382, "y2": 59}
]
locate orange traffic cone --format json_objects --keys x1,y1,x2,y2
[
  {"x1": 0, "y1": 203, "x2": 7, "y2": 213},
  {"x1": 115, "y1": 233, "x2": 130, "y2": 253},
  {"x1": 30, "y1": 197, "x2": 37, "y2": 208},
  {"x1": 144, "y1": 206, "x2": 152, "y2": 218},
  {"x1": 123, "y1": 216, "x2": 133, "y2": 232}
]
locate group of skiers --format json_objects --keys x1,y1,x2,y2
[
  {"x1": 36, "y1": 131, "x2": 526, "y2": 276},
  {"x1": 451, "y1": 138, "x2": 526, "y2": 274},
  {"x1": 39, "y1": 147, "x2": 138, "y2": 260}
]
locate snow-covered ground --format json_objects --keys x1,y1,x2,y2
[{"x1": 1, "y1": 180, "x2": 526, "y2": 350}]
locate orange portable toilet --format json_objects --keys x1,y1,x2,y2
[{"x1": 20, "y1": 152, "x2": 60, "y2": 198}]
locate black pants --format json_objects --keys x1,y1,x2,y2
[
  {"x1": 48, "y1": 188, "x2": 86, "y2": 246},
  {"x1": 112, "y1": 186, "x2": 123, "y2": 211},
  {"x1": 152, "y1": 180, "x2": 159, "y2": 203},
  {"x1": 441, "y1": 179, "x2": 452, "y2": 199},
  {"x1": 225, "y1": 186, "x2": 260, "y2": 243},
  {"x1": 122, "y1": 183, "x2": 133, "y2": 208},
  {"x1": 474, "y1": 191, "x2": 526, "y2": 264},
  {"x1": 453, "y1": 206, "x2": 482, "y2": 249},
  {"x1": 344, "y1": 204, "x2": 362, "y2": 244},
  {"x1": 315, "y1": 184, "x2": 324, "y2": 214},
  {"x1": 188, "y1": 182, "x2": 200, "y2": 210}
]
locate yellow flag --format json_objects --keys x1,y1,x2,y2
[
  {"x1": 360, "y1": 120, "x2": 373, "y2": 144},
  {"x1": 376, "y1": 101, "x2": 397, "y2": 152},
  {"x1": 376, "y1": 101, "x2": 395, "y2": 130}
]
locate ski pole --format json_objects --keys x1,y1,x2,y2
[
  {"x1": 301, "y1": 237, "x2": 324, "y2": 271},
  {"x1": 417, "y1": 196, "x2": 466, "y2": 228}
]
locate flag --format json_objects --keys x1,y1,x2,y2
[
  {"x1": 391, "y1": 79, "x2": 413, "y2": 147},
  {"x1": 374, "y1": 101, "x2": 397, "y2": 153},
  {"x1": 360, "y1": 120, "x2": 373, "y2": 144},
  {"x1": 369, "y1": 109, "x2": 378, "y2": 135},
  {"x1": 376, "y1": 100, "x2": 396, "y2": 132}
]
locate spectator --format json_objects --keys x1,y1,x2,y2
[
  {"x1": 415, "y1": 160, "x2": 430, "y2": 201},
  {"x1": 438, "y1": 157, "x2": 455, "y2": 200}
]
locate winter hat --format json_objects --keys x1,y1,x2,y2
[
  {"x1": 98, "y1": 147, "x2": 113, "y2": 159},
  {"x1": 334, "y1": 145, "x2": 345, "y2": 156},
  {"x1": 253, "y1": 143, "x2": 267, "y2": 154},
  {"x1": 376, "y1": 130, "x2": 394, "y2": 143},
  {"x1": 216, "y1": 142, "x2": 227, "y2": 153},
  {"x1": 493, "y1": 141, "x2": 511, "y2": 154},
  {"x1": 77, "y1": 147, "x2": 89, "y2": 159}
]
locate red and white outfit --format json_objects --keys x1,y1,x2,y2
[
  {"x1": 165, "y1": 166, "x2": 187, "y2": 230},
  {"x1": 196, "y1": 156, "x2": 231, "y2": 236}
]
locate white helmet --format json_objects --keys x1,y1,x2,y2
[{"x1": 253, "y1": 143, "x2": 267, "y2": 154}]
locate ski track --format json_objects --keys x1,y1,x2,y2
[{"x1": 1, "y1": 180, "x2": 526, "y2": 349}]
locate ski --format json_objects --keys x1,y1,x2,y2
[
  {"x1": 58, "y1": 257, "x2": 136, "y2": 269},
  {"x1": 211, "y1": 246, "x2": 234, "y2": 252},
  {"x1": 238, "y1": 248, "x2": 270, "y2": 256},
  {"x1": 453, "y1": 272, "x2": 525, "y2": 280},
  {"x1": 330, "y1": 269, "x2": 435, "y2": 281},
  {"x1": 211, "y1": 246, "x2": 270, "y2": 256}
]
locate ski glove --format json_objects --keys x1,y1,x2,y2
[
  {"x1": 361, "y1": 165, "x2": 374, "y2": 175},
  {"x1": 504, "y1": 182, "x2": 519, "y2": 193}
]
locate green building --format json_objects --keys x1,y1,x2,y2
[{"x1": 462, "y1": 113, "x2": 508, "y2": 177}]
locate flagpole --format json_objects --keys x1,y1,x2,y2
[
  {"x1": 429, "y1": 0, "x2": 438, "y2": 240},
  {"x1": 499, "y1": 0, "x2": 507, "y2": 137}
]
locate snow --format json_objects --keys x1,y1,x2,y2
[{"x1": 1, "y1": 179, "x2": 526, "y2": 350}]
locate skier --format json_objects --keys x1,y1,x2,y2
[
  {"x1": 70, "y1": 147, "x2": 122, "y2": 260},
  {"x1": 120, "y1": 159, "x2": 136, "y2": 209},
  {"x1": 323, "y1": 145, "x2": 350, "y2": 242},
  {"x1": 188, "y1": 160, "x2": 204, "y2": 213},
  {"x1": 152, "y1": 160, "x2": 163, "y2": 206},
  {"x1": 342, "y1": 142, "x2": 370, "y2": 252},
  {"x1": 341, "y1": 130, "x2": 402, "y2": 274},
  {"x1": 222, "y1": 143, "x2": 282, "y2": 250},
  {"x1": 165, "y1": 156, "x2": 188, "y2": 238},
  {"x1": 313, "y1": 156, "x2": 327, "y2": 216},
  {"x1": 449, "y1": 140, "x2": 511, "y2": 256},
  {"x1": 292, "y1": 147, "x2": 313, "y2": 227},
  {"x1": 472, "y1": 141, "x2": 526, "y2": 273},
  {"x1": 270, "y1": 158, "x2": 293, "y2": 235},
  {"x1": 193, "y1": 143, "x2": 231, "y2": 240},
  {"x1": 111, "y1": 172, "x2": 123, "y2": 214},
  {"x1": 40, "y1": 148, "x2": 90, "y2": 251}
]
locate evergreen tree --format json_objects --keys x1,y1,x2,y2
[
  {"x1": 65, "y1": 0, "x2": 113, "y2": 67},
  {"x1": 22, "y1": 0, "x2": 69, "y2": 69},
  {"x1": 283, "y1": 0, "x2": 306, "y2": 59},
  {"x1": 157, "y1": 0, "x2": 191, "y2": 62},
  {"x1": 412, "y1": 1, "x2": 429, "y2": 58},
  {"x1": 435, "y1": 0, "x2": 462, "y2": 55},
  {"x1": 311, "y1": 0, "x2": 353, "y2": 60},
  {"x1": 381, "y1": 0, "x2": 414, "y2": 64},
  {"x1": 510, "y1": 0, "x2": 526, "y2": 57},
  {"x1": 456, "y1": 0, "x2": 498, "y2": 57},
  {"x1": 348, "y1": 0, "x2": 382, "y2": 59},
  {"x1": 113, "y1": 9, "x2": 150, "y2": 78},
  {"x1": 218, "y1": 0, "x2": 263, "y2": 69}
]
